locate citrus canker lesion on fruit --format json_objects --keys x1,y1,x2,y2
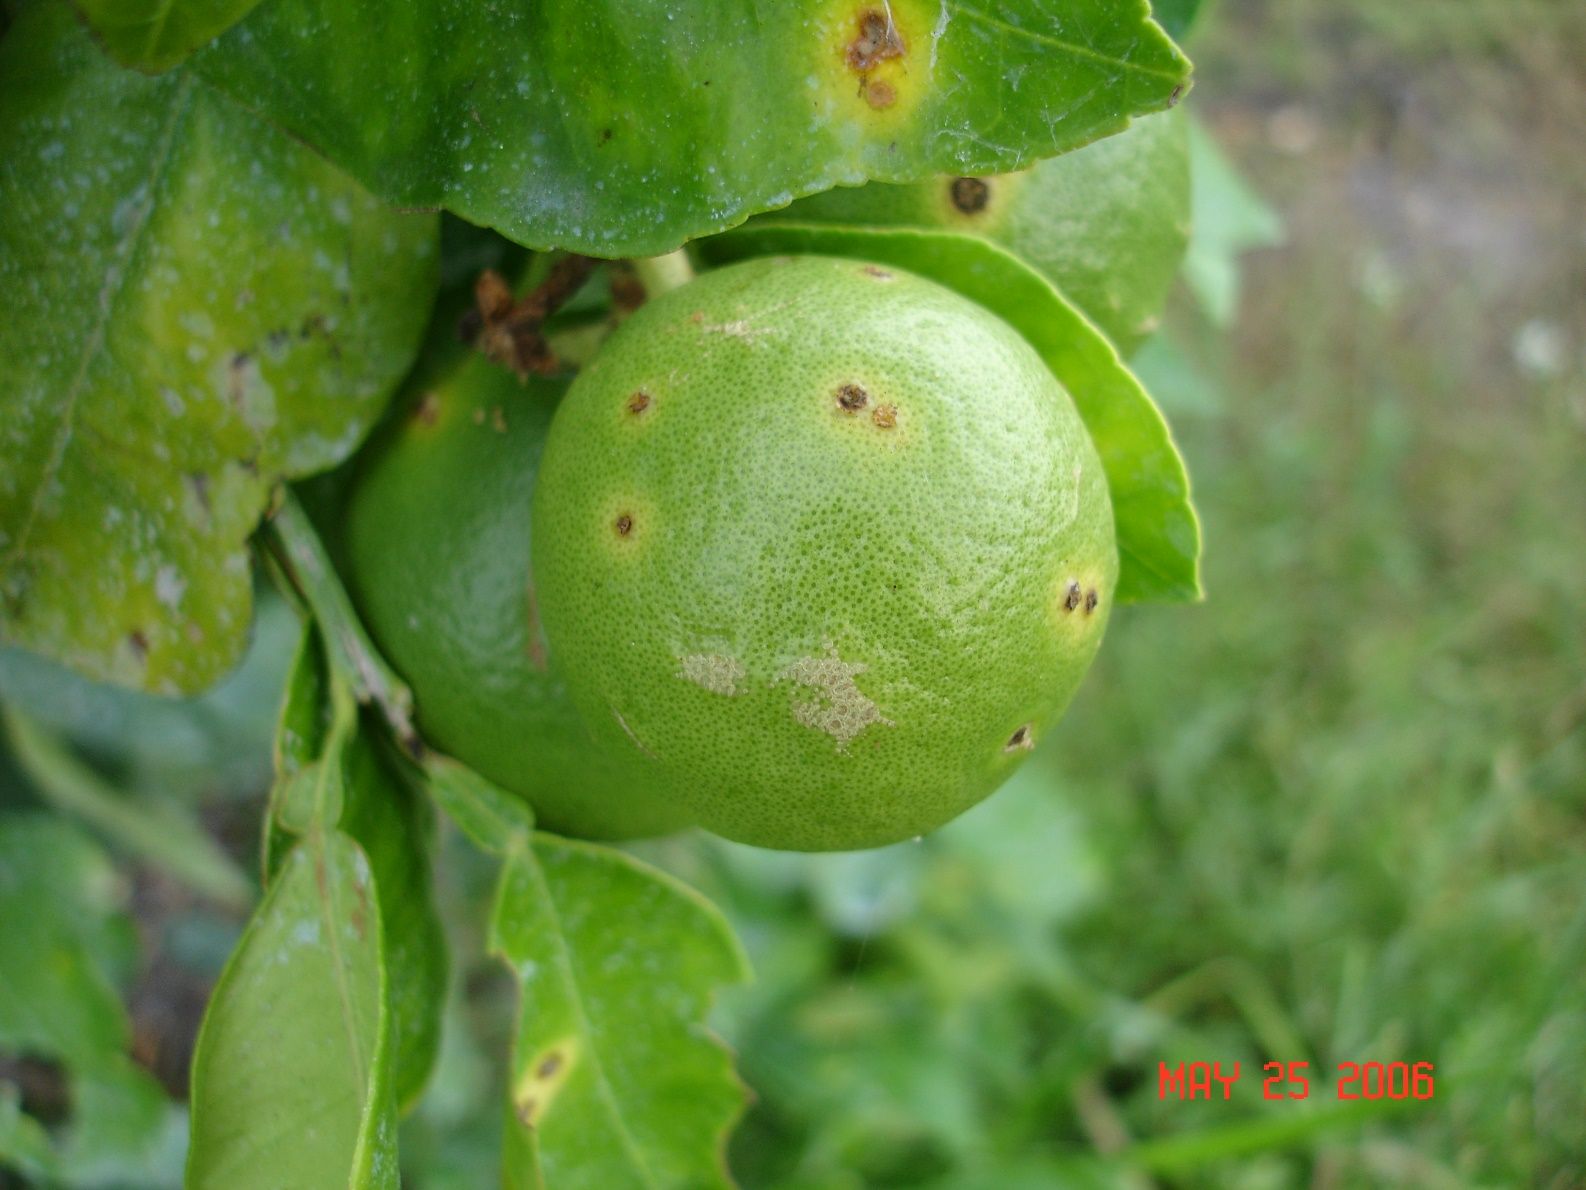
[
  {"x1": 530, "y1": 256, "x2": 1117, "y2": 851},
  {"x1": 599, "y1": 492, "x2": 653, "y2": 550}
]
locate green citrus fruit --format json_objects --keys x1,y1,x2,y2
[
  {"x1": 777, "y1": 110, "x2": 1190, "y2": 355},
  {"x1": 531, "y1": 255, "x2": 1117, "y2": 852},
  {"x1": 342, "y1": 353, "x2": 692, "y2": 840}
]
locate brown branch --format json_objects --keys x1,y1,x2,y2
[{"x1": 460, "y1": 254, "x2": 598, "y2": 378}]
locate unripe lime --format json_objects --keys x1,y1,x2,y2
[
  {"x1": 342, "y1": 355, "x2": 692, "y2": 840},
  {"x1": 531, "y1": 256, "x2": 1117, "y2": 852},
  {"x1": 779, "y1": 110, "x2": 1190, "y2": 355}
]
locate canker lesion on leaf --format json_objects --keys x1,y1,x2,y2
[
  {"x1": 814, "y1": 0, "x2": 933, "y2": 125},
  {"x1": 513, "y1": 1040, "x2": 577, "y2": 1128}
]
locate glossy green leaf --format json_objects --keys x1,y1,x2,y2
[
  {"x1": 0, "y1": 4, "x2": 438, "y2": 695},
  {"x1": 186, "y1": 830, "x2": 400, "y2": 1188},
  {"x1": 192, "y1": 0, "x2": 1190, "y2": 257},
  {"x1": 698, "y1": 224, "x2": 1202, "y2": 602},
  {"x1": 261, "y1": 623, "x2": 448, "y2": 1109},
  {"x1": 490, "y1": 835, "x2": 751, "y2": 1189},
  {"x1": 341, "y1": 728, "x2": 448, "y2": 1112},
  {"x1": 262, "y1": 621, "x2": 333, "y2": 879},
  {"x1": 75, "y1": 0, "x2": 266, "y2": 72},
  {"x1": 1184, "y1": 117, "x2": 1283, "y2": 326},
  {"x1": 774, "y1": 108, "x2": 1192, "y2": 355},
  {"x1": 419, "y1": 750, "x2": 536, "y2": 858}
]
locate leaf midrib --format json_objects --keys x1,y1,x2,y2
[
  {"x1": 523, "y1": 845, "x2": 660, "y2": 1189},
  {"x1": 952, "y1": 2, "x2": 1185, "y2": 84},
  {"x1": 5, "y1": 73, "x2": 195, "y2": 570}
]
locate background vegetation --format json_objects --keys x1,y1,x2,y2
[{"x1": 3, "y1": 0, "x2": 1582, "y2": 1185}]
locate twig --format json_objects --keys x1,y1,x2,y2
[
  {"x1": 632, "y1": 249, "x2": 695, "y2": 299},
  {"x1": 260, "y1": 489, "x2": 421, "y2": 757},
  {"x1": 461, "y1": 254, "x2": 598, "y2": 378}
]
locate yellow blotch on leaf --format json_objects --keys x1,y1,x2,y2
[{"x1": 812, "y1": 0, "x2": 936, "y2": 127}]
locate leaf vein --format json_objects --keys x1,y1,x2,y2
[
  {"x1": 951, "y1": 3, "x2": 1183, "y2": 84},
  {"x1": 523, "y1": 847, "x2": 660, "y2": 1189},
  {"x1": 5, "y1": 74, "x2": 195, "y2": 571}
]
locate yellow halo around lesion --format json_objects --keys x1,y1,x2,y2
[{"x1": 807, "y1": 0, "x2": 937, "y2": 133}]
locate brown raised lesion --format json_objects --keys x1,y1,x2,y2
[{"x1": 846, "y1": 7, "x2": 906, "y2": 110}]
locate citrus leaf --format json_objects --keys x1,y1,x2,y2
[
  {"x1": 262, "y1": 622, "x2": 333, "y2": 881},
  {"x1": 698, "y1": 224, "x2": 1202, "y2": 603},
  {"x1": 191, "y1": 0, "x2": 1190, "y2": 257},
  {"x1": 773, "y1": 108, "x2": 1192, "y2": 355},
  {"x1": 490, "y1": 834, "x2": 751, "y2": 1189},
  {"x1": 263, "y1": 623, "x2": 448, "y2": 1109},
  {"x1": 186, "y1": 830, "x2": 400, "y2": 1189},
  {"x1": 0, "y1": 3, "x2": 438, "y2": 695},
  {"x1": 2, "y1": 705, "x2": 253, "y2": 910},
  {"x1": 1184, "y1": 117, "x2": 1283, "y2": 327},
  {"x1": 74, "y1": 0, "x2": 266, "y2": 72},
  {"x1": 341, "y1": 728, "x2": 449, "y2": 1113},
  {"x1": 419, "y1": 750, "x2": 537, "y2": 857},
  {"x1": 0, "y1": 815, "x2": 177, "y2": 1183},
  {"x1": 0, "y1": 815, "x2": 131, "y2": 1068}
]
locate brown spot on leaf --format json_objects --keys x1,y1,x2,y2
[
  {"x1": 836, "y1": 382, "x2": 869, "y2": 412},
  {"x1": 516, "y1": 1096, "x2": 538, "y2": 1127},
  {"x1": 847, "y1": 7, "x2": 905, "y2": 71},
  {"x1": 871, "y1": 403, "x2": 897, "y2": 429},
  {"x1": 1005, "y1": 724, "x2": 1034, "y2": 753},
  {"x1": 864, "y1": 80, "x2": 896, "y2": 110},
  {"x1": 615, "y1": 514, "x2": 633, "y2": 536},
  {"x1": 627, "y1": 390, "x2": 652, "y2": 415},
  {"x1": 1084, "y1": 589, "x2": 1099, "y2": 615},
  {"x1": 537, "y1": 1052, "x2": 563, "y2": 1079},
  {"x1": 950, "y1": 176, "x2": 991, "y2": 214},
  {"x1": 845, "y1": 7, "x2": 906, "y2": 111},
  {"x1": 1063, "y1": 581, "x2": 1083, "y2": 612}
]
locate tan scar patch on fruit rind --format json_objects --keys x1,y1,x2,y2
[
  {"x1": 778, "y1": 643, "x2": 893, "y2": 750},
  {"x1": 513, "y1": 1040, "x2": 576, "y2": 1128},
  {"x1": 812, "y1": 0, "x2": 935, "y2": 127},
  {"x1": 678, "y1": 653, "x2": 744, "y2": 696}
]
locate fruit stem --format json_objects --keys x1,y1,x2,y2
[
  {"x1": 632, "y1": 248, "x2": 695, "y2": 298},
  {"x1": 261, "y1": 489, "x2": 422, "y2": 757}
]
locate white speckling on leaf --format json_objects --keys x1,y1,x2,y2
[{"x1": 154, "y1": 564, "x2": 186, "y2": 610}]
